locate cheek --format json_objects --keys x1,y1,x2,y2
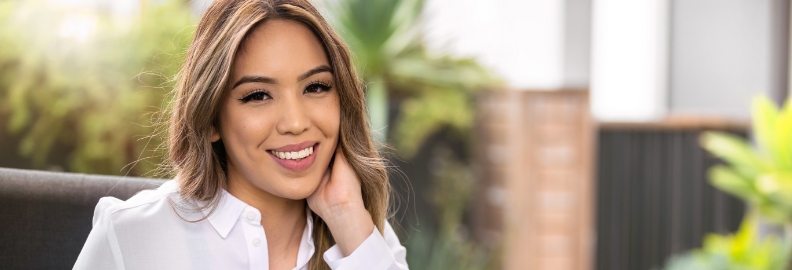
[
  {"x1": 320, "y1": 96, "x2": 341, "y2": 138},
  {"x1": 307, "y1": 95, "x2": 340, "y2": 167},
  {"x1": 219, "y1": 105, "x2": 275, "y2": 157}
]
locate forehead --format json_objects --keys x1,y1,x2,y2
[{"x1": 233, "y1": 19, "x2": 329, "y2": 78}]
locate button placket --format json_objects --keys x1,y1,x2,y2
[{"x1": 239, "y1": 207, "x2": 267, "y2": 269}]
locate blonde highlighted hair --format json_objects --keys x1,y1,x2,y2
[{"x1": 166, "y1": 1, "x2": 390, "y2": 269}]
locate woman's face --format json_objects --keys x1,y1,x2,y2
[{"x1": 213, "y1": 19, "x2": 340, "y2": 200}]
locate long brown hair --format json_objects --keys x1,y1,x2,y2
[{"x1": 165, "y1": 0, "x2": 390, "y2": 269}]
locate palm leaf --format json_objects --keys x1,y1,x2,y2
[{"x1": 326, "y1": 0, "x2": 498, "y2": 149}]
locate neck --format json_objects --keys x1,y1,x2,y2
[{"x1": 225, "y1": 164, "x2": 307, "y2": 256}]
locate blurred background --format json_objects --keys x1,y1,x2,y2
[{"x1": 2, "y1": 0, "x2": 792, "y2": 269}]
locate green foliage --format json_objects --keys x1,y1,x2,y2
[
  {"x1": 325, "y1": 0, "x2": 499, "y2": 154},
  {"x1": 405, "y1": 145, "x2": 495, "y2": 270},
  {"x1": 701, "y1": 96, "x2": 792, "y2": 223},
  {"x1": 664, "y1": 212, "x2": 790, "y2": 270},
  {"x1": 326, "y1": 0, "x2": 500, "y2": 267},
  {"x1": 0, "y1": 1, "x2": 195, "y2": 175},
  {"x1": 665, "y1": 95, "x2": 792, "y2": 269}
]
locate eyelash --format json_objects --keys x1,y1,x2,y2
[
  {"x1": 238, "y1": 90, "x2": 271, "y2": 103},
  {"x1": 238, "y1": 81, "x2": 332, "y2": 103},
  {"x1": 304, "y1": 81, "x2": 332, "y2": 94}
]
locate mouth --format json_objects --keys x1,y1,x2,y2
[
  {"x1": 269, "y1": 144, "x2": 315, "y2": 161},
  {"x1": 267, "y1": 142, "x2": 318, "y2": 172}
]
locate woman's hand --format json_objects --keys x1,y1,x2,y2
[{"x1": 307, "y1": 145, "x2": 375, "y2": 256}]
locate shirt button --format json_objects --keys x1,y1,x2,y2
[
  {"x1": 246, "y1": 211, "x2": 256, "y2": 221},
  {"x1": 252, "y1": 238, "x2": 261, "y2": 247}
]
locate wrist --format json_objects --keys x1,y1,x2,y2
[
  {"x1": 322, "y1": 204, "x2": 375, "y2": 257},
  {"x1": 321, "y1": 202, "x2": 367, "y2": 224}
]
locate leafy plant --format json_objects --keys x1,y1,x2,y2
[
  {"x1": 0, "y1": 0, "x2": 194, "y2": 175},
  {"x1": 663, "y1": 95, "x2": 792, "y2": 269},
  {"x1": 324, "y1": 0, "x2": 499, "y2": 156},
  {"x1": 664, "y1": 212, "x2": 790, "y2": 270},
  {"x1": 405, "y1": 145, "x2": 495, "y2": 270},
  {"x1": 700, "y1": 96, "x2": 792, "y2": 223}
]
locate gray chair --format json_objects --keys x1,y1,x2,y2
[{"x1": 0, "y1": 167, "x2": 164, "y2": 270}]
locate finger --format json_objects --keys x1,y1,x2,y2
[
  {"x1": 324, "y1": 163, "x2": 332, "y2": 179},
  {"x1": 332, "y1": 146, "x2": 341, "y2": 171},
  {"x1": 333, "y1": 144, "x2": 349, "y2": 170},
  {"x1": 331, "y1": 145, "x2": 362, "y2": 188},
  {"x1": 317, "y1": 161, "x2": 332, "y2": 188},
  {"x1": 321, "y1": 163, "x2": 331, "y2": 185},
  {"x1": 309, "y1": 165, "x2": 332, "y2": 199},
  {"x1": 334, "y1": 144, "x2": 344, "y2": 161}
]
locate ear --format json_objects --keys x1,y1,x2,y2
[{"x1": 210, "y1": 125, "x2": 221, "y2": 142}]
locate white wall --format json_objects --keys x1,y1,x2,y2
[
  {"x1": 424, "y1": 0, "x2": 570, "y2": 90},
  {"x1": 669, "y1": 0, "x2": 778, "y2": 118},
  {"x1": 590, "y1": 0, "x2": 670, "y2": 122},
  {"x1": 565, "y1": 0, "x2": 593, "y2": 88}
]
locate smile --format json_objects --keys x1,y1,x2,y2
[
  {"x1": 267, "y1": 142, "x2": 319, "y2": 172},
  {"x1": 269, "y1": 145, "x2": 314, "y2": 160}
]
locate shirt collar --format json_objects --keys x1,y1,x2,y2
[
  {"x1": 201, "y1": 189, "x2": 248, "y2": 239},
  {"x1": 199, "y1": 189, "x2": 317, "y2": 268}
]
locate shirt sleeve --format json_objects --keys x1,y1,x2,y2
[
  {"x1": 323, "y1": 221, "x2": 408, "y2": 270},
  {"x1": 73, "y1": 197, "x2": 125, "y2": 270}
]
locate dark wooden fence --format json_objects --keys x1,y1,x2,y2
[{"x1": 596, "y1": 121, "x2": 748, "y2": 270}]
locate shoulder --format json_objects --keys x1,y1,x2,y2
[
  {"x1": 92, "y1": 180, "x2": 181, "y2": 226},
  {"x1": 77, "y1": 180, "x2": 183, "y2": 270},
  {"x1": 90, "y1": 179, "x2": 212, "y2": 254}
]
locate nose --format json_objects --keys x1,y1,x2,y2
[{"x1": 275, "y1": 92, "x2": 310, "y2": 135}]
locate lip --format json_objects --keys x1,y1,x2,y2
[
  {"x1": 268, "y1": 142, "x2": 318, "y2": 172},
  {"x1": 269, "y1": 141, "x2": 317, "y2": 152}
]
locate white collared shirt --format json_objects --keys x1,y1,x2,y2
[{"x1": 73, "y1": 180, "x2": 408, "y2": 270}]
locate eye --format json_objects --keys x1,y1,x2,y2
[
  {"x1": 304, "y1": 82, "x2": 332, "y2": 94},
  {"x1": 239, "y1": 90, "x2": 271, "y2": 103}
]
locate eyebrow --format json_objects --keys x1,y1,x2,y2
[{"x1": 232, "y1": 65, "x2": 333, "y2": 89}]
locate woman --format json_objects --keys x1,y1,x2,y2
[{"x1": 74, "y1": 0, "x2": 408, "y2": 269}]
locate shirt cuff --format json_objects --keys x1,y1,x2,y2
[{"x1": 323, "y1": 227, "x2": 395, "y2": 269}]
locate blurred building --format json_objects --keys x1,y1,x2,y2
[
  {"x1": 425, "y1": 0, "x2": 789, "y2": 119},
  {"x1": 424, "y1": 0, "x2": 790, "y2": 269}
]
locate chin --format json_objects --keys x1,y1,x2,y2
[{"x1": 269, "y1": 175, "x2": 322, "y2": 200}]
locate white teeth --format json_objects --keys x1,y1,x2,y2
[{"x1": 271, "y1": 146, "x2": 314, "y2": 160}]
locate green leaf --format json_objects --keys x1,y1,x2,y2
[
  {"x1": 773, "y1": 98, "x2": 792, "y2": 170},
  {"x1": 700, "y1": 131, "x2": 770, "y2": 180},
  {"x1": 756, "y1": 173, "x2": 792, "y2": 215},
  {"x1": 708, "y1": 165, "x2": 761, "y2": 204},
  {"x1": 667, "y1": 210, "x2": 790, "y2": 270},
  {"x1": 752, "y1": 96, "x2": 782, "y2": 170}
]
